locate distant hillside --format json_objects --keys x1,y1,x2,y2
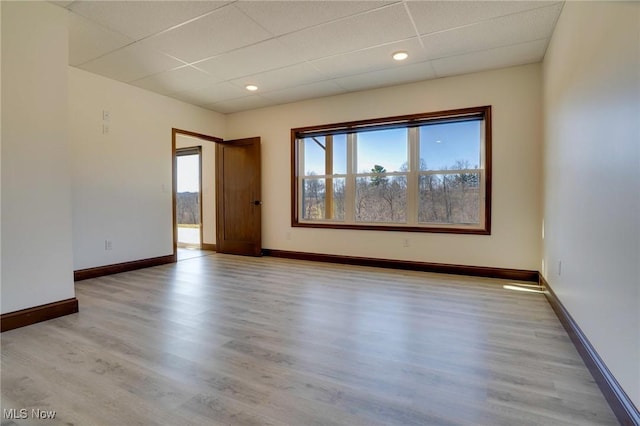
[{"x1": 177, "y1": 192, "x2": 200, "y2": 224}]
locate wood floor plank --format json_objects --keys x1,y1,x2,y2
[{"x1": 1, "y1": 254, "x2": 619, "y2": 425}]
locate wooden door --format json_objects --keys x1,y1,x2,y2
[{"x1": 216, "y1": 137, "x2": 262, "y2": 256}]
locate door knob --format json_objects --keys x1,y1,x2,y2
[{"x1": 253, "y1": 200, "x2": 262, "y2": 205}]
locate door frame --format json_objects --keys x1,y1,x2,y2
[{"x1": 172, "y1": 128, "x2": 222, "y2": 260}]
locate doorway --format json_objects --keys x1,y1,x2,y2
[
  {"x1": 172, "y1": 129, "x2": 262, "y2": 259},
  {"x1": 176, "y1": 146, "x2": 202, "y2": 248}
]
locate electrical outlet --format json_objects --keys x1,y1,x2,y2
[
  {"x1": 558, "y1": 260, "x2": 562, "y2": 276},
  {"x1": 105, "y1": 240, "x2": 113, "y2": 251},
  {"x1": 103, "y1": 110, "x2": 110, "y2": 121},
  {"x1": 403, "y1": 238, "x2": 410, "y2": 248},
  {"x1": 102, "y1": 124, "x2": 110, "y2": 135}
]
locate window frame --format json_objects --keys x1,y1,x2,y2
[{"x1": 291, "y1": 106, "x2": 492, "y2": 235}]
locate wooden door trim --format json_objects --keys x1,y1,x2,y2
[{"x1": 172, "y1": 128, "x2": 222, "y2": 259}]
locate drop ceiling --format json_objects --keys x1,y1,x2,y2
[{"x1": 55, "y1": 1, "x2": 564, "y2": 114}]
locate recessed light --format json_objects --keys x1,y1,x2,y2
[
  {"x1": 245, "y1": 84, "x2": 258, "y2": 91},
  {"x1": 392, "y1": 51, "x2": 408, "y2": 61}
]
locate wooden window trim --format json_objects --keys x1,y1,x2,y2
[{"x1": 291, "y1": 106, "x2": 492, "y2": 235}]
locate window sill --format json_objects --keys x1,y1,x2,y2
[{"x1": 292, "y1": 221, "x2": 490, "y2": 235}]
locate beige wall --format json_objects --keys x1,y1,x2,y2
[
  {"x1": 1, "y1": 2, "x2": 75, "y2": 313},
  {"x1": 69, "y1": 67, "x2": 225, "y2": 270},
  {"x1": 176, "y1": 134, "x2": 216, "y2": 245},
  {"x1": 227, "y1": 64, "x2": 542, "y2": 270},
  {"x1": 542, "y1": 1, "x2": 640, "y2": 406}
]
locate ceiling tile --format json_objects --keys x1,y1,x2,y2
[
  {"x1": 333, "y1": 60, "x2": 436, "y2": 92},
  {"x1": 235, "y1": 1, "x2": 392, "y2": 36},
  {"x1": 172, "y1": 82, "x2": 249, "y2": 106},
  {"x1": 68, "y1": 1, "x2": 230, "y2": 40},
  {"x1": 69, "y1": 11, "x2": 134, "y2": 66},
  {"x1": 311, "y1": 38, "x2": 426, "y2": 79},
  {"x1": 194, "y1": 39, "x2": 302, "y2": 81},
  {"x1": 78, "y1": 41, "x2": 185, "y2": 83},
  {"x1": 130, "y1": 66, "x2": 218, "y2": 96},
  {"x1": 143, "y1": 5, "x2": 272, "y2": 63},
  {"x1": 406, "y1": 1, "x2": 561, "y2": 35},
  {"x1": 277, "y1": 3, "x2": 416, "y2": 61},
  {"x1": 168, "y1": 92, "x2": 211, "y2": 108},
  {"x1": 207, "y1": 95, "x2": 274, "y2": 114},
  {"x1": 262, "y1": 81, "x2": 345, "y2": 104},
  {"x1": 431, "y1": 39, "x2": 548, "y2": 78},
  {"x1": 229, "y1": 63, "x2": 327, "y2": 93},
  {"x1": 421, "y1": 3, "x2": 563, "y2": 60}
]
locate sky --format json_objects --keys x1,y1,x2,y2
[
  {"x1": 177, "y1": 154, "x2": 200, "y2": 192},
  {"x1": 420, "y1": 121, "x2": 481, "y2": 170},
  {"x1": 303, "y1": 120, "x2": 481, "y2": 175}
]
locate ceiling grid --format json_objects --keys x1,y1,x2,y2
[{"x1": 57, "y1": 0, "x2": 564, "y2": 113}]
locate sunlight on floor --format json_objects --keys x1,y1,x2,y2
[
  {"x1": 177, "y1": 247, "x2": 215, "y2": 261},
  {"x1": 503, "y1": 284, "x2": 545, "y2": 294}
]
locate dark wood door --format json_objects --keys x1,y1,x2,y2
[{"x1": 216, "y1": 137, "x2": 262, "y2": 256}]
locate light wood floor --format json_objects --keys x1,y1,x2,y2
[
  {"x1": 177, "y1": 247, "x2": 216, "y2": 261},
  {"x1": 1, "y1": 254, "x2": 618, "y2": 425}
]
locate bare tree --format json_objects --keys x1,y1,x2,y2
[
  {"x1": 355, "y1": 165, "x2": 407, "y2": 222},
  {"x1": 303, "y1": 173, "x2": 325, "y2": 219},
  {"x1": 332, "y1": 178, "x2": 345, "y2": 220},
  {"x1": 177, "y1": 192, "x2": 199, "y2": 224}
]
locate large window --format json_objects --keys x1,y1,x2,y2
[{"x1": 291, "y1": 106, "x2": 491, "y2": 234}]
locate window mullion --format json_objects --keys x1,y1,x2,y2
[
  {"x1": 325, "y1": 135, "x2": 334, "y2": 219},
  {"x1": 344, "y1": 133, "x2": 356, "y2": 224},
  {"x1": 406, "y1": 127, "x2": 418, "y2": 225}
]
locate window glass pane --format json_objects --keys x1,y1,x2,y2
[
  {"x1": 418, "y1": 173, "x2": 480, "y2": 224},
  {"x1": 301, "y1": 177, "x2": 345, "y2": 220},
  {"x1": 332, "y1": 134, "x2": 347, "y2": 175},
  {"x1": 302, "y1": 178, "x2": 325, "y2": 219},
  {"x1": 356, "y1": 128, "x2": 408, "y2": 173},
  {"x1": 355, "y1": 175, "x2": 407, "y2": 223},
  {"x1": 329, "y1": 177, "x2": 345, "y2": 220},
  {"x1": 302, "y1": 137, "x2": 326, "y2": 175},
  {"x1": 302, "y1": 135, "x2": 347, "y2": 176},
  {"x1": 419, "y1": 121, "x2": 480, "y2": 171}
]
